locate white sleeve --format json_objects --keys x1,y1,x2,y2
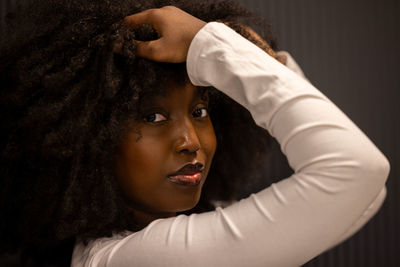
[{"x1": 71, "y1": 22, "x2": 390, "y2": 267}]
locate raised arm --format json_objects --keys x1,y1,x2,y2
[{"x1": 72, "y1": 7, "x2": 389, "y2": 267}]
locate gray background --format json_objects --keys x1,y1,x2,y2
[{"x1": 1, "y1": 0, "x2": 399, "y2": 266}]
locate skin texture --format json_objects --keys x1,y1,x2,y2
[{"x1": 115, "y1": 80, "x2": 217, "y2": 226}]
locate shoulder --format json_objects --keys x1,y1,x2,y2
[{"x1": 71, "y1": 231, "x2": 134, "y2": 267}]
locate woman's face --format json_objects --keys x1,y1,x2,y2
[{"x1": 115, "y1": 80, "x2": 217, "y2": 224}]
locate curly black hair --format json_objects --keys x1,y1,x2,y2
[{"x1": 0, "y1": 0, "x2": 278, "y2": 265}]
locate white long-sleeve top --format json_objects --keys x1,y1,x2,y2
[{"x1": 71, "y1": 22, "x2": 390, "y2": 267}]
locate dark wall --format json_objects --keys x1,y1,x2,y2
[{"x1": 235, "y1": 0, "x2": 400, "y2": 266}]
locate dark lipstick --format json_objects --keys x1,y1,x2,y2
[{"x1": 167, "y1": 162, "x2": 204, "y2": 186}]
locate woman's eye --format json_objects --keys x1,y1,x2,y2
[
  {"x1": 144, "y1": 113, "x2": 167, "y2": 123},
  {"x1": 193, "y1": 108, "x2": 208, "y2": 118}
]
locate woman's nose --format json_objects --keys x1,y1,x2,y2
[{"x1": 174, "y1": 118, "x2": 201, "y2": 154}]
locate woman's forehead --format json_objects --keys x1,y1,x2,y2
[{"x1": 139, "y1": 85, "x2": 209, "y2": 105}]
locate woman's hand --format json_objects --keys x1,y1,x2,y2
[{"x1": 123, "y1": 6, "x2": 206, "y2": 63}]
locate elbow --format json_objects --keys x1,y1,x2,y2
[
  {"x1": 359, "y1": 151, "x2": 390, "y2": 192},
  {"x1": 375, "y1": 154, "x2": 390, "y2": 185}
]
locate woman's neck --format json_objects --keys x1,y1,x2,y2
[{"x1": 129, "y1": 207, "x2": 176, "y2": 229}]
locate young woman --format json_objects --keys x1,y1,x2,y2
[{"x1": 0, "y1": 0, "x2": 389, "y2": 266}]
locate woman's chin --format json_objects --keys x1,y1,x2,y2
[{"x1": 169, "y1": 193, "x2": 202, "y2": 213}]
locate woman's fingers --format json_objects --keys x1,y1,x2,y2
[
  {"x1": 122, "y1": 6, "x2": 206, "y2": 63},
  {"x1": 124, "y1": 8, "x2": 158, "y2": 29},
  {"x1": 135, "y1": 38, "x2": 183, "y2": 63},
  {"x1": 135, "y1": 39, "x2": 163, "y2": 61}
]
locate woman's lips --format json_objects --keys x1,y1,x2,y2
[
  {"x1": 167, "y1": 172, "x2": 202, "y2": 186},
  {"x1": 167, "y1": 162, "x2": 204, "y2": 186}
]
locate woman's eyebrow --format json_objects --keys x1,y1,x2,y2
[
  {"x1": 194, "y1": 87, "x2": 209, "y2": 102},
  {"x1": 139, "y1": 90, "x2": 169, "y2": 105},
  {"x1": 138, "y1": 87, "x2": 209, "y2": 108}
]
